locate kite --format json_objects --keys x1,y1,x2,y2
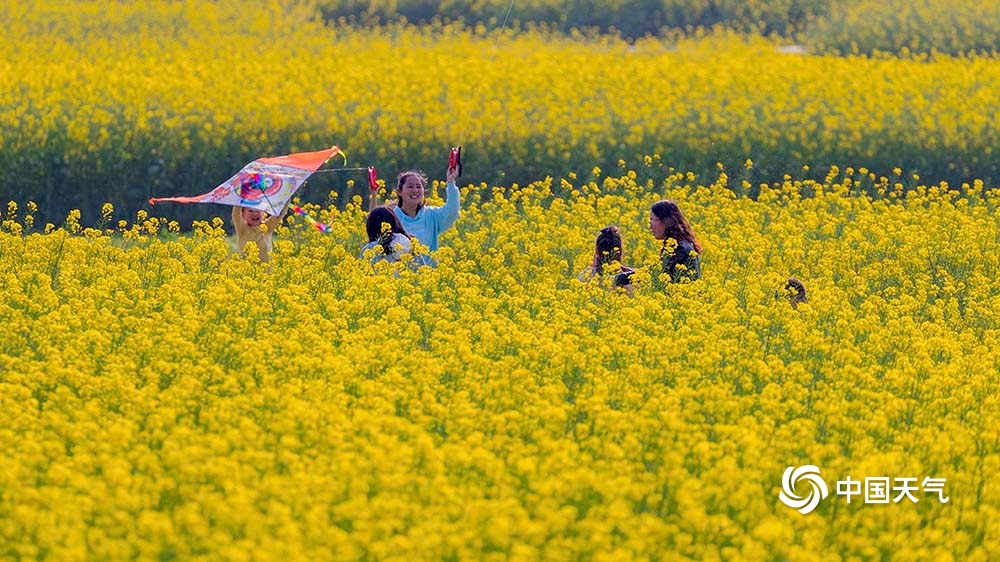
[{"x1": 149, "y1": 146, "x2": 344, "y2": 216}]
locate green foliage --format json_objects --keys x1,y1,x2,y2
[
  {"x1": 315, "y1": 0, "x2": 831, "y2": 38},
  {"x1": 806, "y1": 0, "x2": 1000, "y2": 56}
]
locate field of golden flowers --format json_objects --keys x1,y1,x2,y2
[
  {"x1": 4, "y1": 0, "x2": 1000, "y2": 226},
  {"x1": 5, "y1": 0, "x2": 1000, "y2": 560},
  {"x1": 3, "y1": 165, "x2": 1000, "y2": 559}
]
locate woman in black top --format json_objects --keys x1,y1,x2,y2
[{"x1": 649, "y1": 200, "x2": 702, "y2": 282}]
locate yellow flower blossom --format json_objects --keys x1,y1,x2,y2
[{"x1": 2, "y1": 164, "x2": 996, "y2": 558}]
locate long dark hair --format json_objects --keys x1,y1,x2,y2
[
  {"x1": 651, "y1": 200, "x2": 701, "y2": 253},
  {"x1": 594, "y1": 226, "x2": 623, "y2": 274},
  {"x1": 366, "y1": 206, "x2": 410, "y2": 254},
  {"x1": 786, "y1": 277, "x2": 808, "y2": 308},
  {"x1": 395, "y1": 170, "x2": 428, "y2": 212}
]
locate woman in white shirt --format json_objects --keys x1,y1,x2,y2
[{"x1": 361, "y1": 205, "x2": 427, "y2": 268}]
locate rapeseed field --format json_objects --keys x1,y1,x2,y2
[
  {"x1": 4, "y1": 1, "x2": 1000, "y2": 560},
  {"x1": 3, "y1": 168, "x2": 999, "y2": 559}
]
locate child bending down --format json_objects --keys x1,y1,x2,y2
[
  {"x1": 578, "y1": 226, "x2": 635, "y2": 291},
  {"x1": 361, "y1": 205, "x2": 433, "y2": 269}
]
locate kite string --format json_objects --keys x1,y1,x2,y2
[
  {"x1": 289, "y1": 167, "x2": 366, "y2": 233},
  {"x1": 311, "y1": 167, "x2": 372, "y2": 173},
  {"x1": 455, "y1": 0, "x2": 516, "y2": 150}
]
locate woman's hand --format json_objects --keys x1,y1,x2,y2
[{"x1": 446, "y1": 163, "x2": 460, "y2": 184}]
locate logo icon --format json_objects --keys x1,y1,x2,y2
[{"x1": 780, "y1": 465, "x2": 829, "y2": 514}]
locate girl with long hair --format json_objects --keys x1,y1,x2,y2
[
  {"x1": 649, "y1": 200, "x2": 702, "y2": 283},
  {"x1": 368, "y1": 161, "x2": 461, "y2": 255}
]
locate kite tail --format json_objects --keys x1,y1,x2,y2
[
  {"x1": 291, "y1": 205, "x2": 332, "y2": 233},
  {"x1": 330, "y1": 146, "x2": 348, "y2": 166}
]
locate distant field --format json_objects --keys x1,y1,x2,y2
[
  {"x1": 3, "y1": 1, "x2": 1000, "y2": 226},
  {"x1": 315, "y1": 0, "x2": 1000, "y2": 55}
]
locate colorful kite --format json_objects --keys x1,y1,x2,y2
[
  {"x1": 290, "y1": 205, "x2": 332, "y2": 233},
  {"x1": 149, "y1": 146, "x2": 344, "y2": 216}
]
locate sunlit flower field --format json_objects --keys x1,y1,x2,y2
[
  {"x1": 3, "y1": 165, "x2": 1000, "y2": 560},
  {"x1": 4, "y1": 0, "x2": 1000, "y2": 226},
  {"x1": 5, "y1": 0, "x2": 1000, "y2": 559}
]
